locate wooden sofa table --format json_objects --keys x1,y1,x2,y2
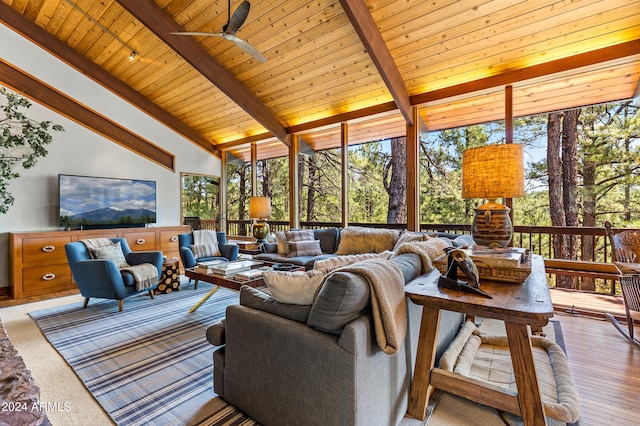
[{"x1": 405, "y1": 255, "x2": 554, "y2": 426}]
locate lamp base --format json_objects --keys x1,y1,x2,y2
[
  {"x1": 252, "y1": 220, "x2": 270, "y2": 244},
  {"x1": 471, "y1": 200, "x2": 513, "y2": 248}
]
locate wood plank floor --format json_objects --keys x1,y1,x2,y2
[{"x1": 1, "y1": 287, "x2": 638, "y2": 425}]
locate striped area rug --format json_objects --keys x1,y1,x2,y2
[{"x1": 29, "y1": 285, "x2": 239, "y2": 426}]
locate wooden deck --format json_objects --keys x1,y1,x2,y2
[{"x1": 1, "y1": 287, "x2": 638, "y2": 425}]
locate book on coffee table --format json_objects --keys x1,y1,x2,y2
[
  {"x1": 466, "y1": 247, "x2": 528, "y2": 268},
  {"x1": 234, "y1": 269, "x2": 264, "y2": 281},
  {"x1": 208, "y1": 260, "x2": 261, "y2": 276}
]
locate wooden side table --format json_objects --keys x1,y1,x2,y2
[
  {"x1": 405, "y1": 255, "x2": 554, "y2": 426},
  {"x1": 154, "y1": 259, "x2": 181, "y2": 295}
]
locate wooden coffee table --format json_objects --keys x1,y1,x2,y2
[{"x1": 184, "y1": 261, "x2": 304, "y2": 313}]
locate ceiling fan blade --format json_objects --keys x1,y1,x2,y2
[
  {"x1": 226, "y1": 1, "x2": 251, "y2": 35},
  {"x1": 226, "y1": 35, "x2": 266, "y2": 63}
]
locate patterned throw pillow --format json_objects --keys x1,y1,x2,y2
[
  {"x1": 287, "y1": 240, "x2": 323, "y2": 257},
  {"x1": 190, "y1": 243, "x2": 220, "y2": 258},
  {"x1": 90, "y1": 241, "x2": 129, "y2": 268},
  {"x1": 285, "y1": 229, "x2": 315, "y2": 242}
]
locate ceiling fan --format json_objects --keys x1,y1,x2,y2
[{"x1": 171, "y1": 0, "x2": 266, "y2": 63}]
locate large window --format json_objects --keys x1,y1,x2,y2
[
  {"x1": 299, "y1": 148, "x2": 342, "y2": 223},
  {"x1": 348, "y1": 137, "x2": 407, "y2": 225}
]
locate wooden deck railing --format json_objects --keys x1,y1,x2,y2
[{"x1": 225, "y1": 220, "x2": 635, "y2": 296}]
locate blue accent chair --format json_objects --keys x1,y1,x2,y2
[
  {"x1": 179, "y1": 232, "x2": 239, "y2": 287},
  {"x1": 65, "y1": 238, "x2": 163, "y2": 312}
]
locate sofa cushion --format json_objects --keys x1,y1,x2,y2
[
  {"x1": 263, "y1": 269, "x2": 326, "y2": 305},
  {"x1": 335, "y1": 226, "x2": 401, "y2": 255},
  {"x1": 287, "y1": 240, "x2": 323, "y2": 257},
  {"x1": 307, "y1": 253, "x2": 421, "y2": 335},
  {"x1": 306, "y1": 271, "x2": 371, "y2": 334},
  {"x1": 285, "y1": 229, "x2": 315, "y2": 242},
  {"x1": 393, "y1": 231, "x2": 430, "y2": 251},
  {"x1": 239, "y1": 286, "x2": 312, "y2": 323},
  {"x1": 275, "y1": 231, "x2": 288, "y2": 255},
  {"x1": 90, "y1": 241, "x2": 128, "y2": 268},
  {"x1": 314, "y1": 227, "x2": 340, "y2": 254}
]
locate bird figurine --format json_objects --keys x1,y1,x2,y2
[{"x1": 439, "y1": 246, "x2": 492, "y2": 298}]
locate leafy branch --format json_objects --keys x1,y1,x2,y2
[{"x1": 0, "y1": 87, "x2": 64, "y2": 214}]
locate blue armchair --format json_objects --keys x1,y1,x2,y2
[
  {"x1": 65, "y1": 238, "x2": 163, "y2": 311},
  {"x1": 179, "y1": 232, "x2": 239, "y2": 286}
]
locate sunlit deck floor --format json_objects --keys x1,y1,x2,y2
[
  {"x1": 1, "y1": 288, "x2": 639, "y2": 425},
  {"x1": 550, "y1": 287, "x2": 627, "y2": 319}
]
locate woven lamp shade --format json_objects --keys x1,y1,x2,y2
[
  {"x1": 462, "y1": 144, "x2": 524, "y2": 200},
  {"x1": 249, "y1": 196, "x2": 272, "y2": 219}
]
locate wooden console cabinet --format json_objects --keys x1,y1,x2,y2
[{"x1": 9, "y1": 225, "x2": 189, "y2": 299}]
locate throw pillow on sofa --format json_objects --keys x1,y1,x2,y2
[
  {"x1": 393, "y1": 231, "x2": 431, "y2": 251},
  {"x1": 275, "y1": 231, "x2": 288, "y2": 255},
  {"x1": 285, "y1": 229, "x2": 315, "y2": 242},
  {"x1": 306, "y1": 269, "x2": 371, "y2": 334},
  {"x1": 239, "y1": 286, "x2": 312, "y2": 323},
  {"x1": 287, "y1": 240, "x2": 323, "y2": 257},
  {"x1": 263, "y1": 269, "x2": 327, "y2": 305},
  {"x1": 335, "y1": 226, "x2": 401, "y2": 255}
]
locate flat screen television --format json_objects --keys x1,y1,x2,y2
[{"x1": 58, "y1": 174, "x2": 156, "y2": 229}]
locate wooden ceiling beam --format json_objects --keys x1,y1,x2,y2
[
  {"x1": 411, "y1": 40, "x2": 640, "y2": 105},
  {"x1": 115, "y1": 0, "x2": 290, "y2": 147},
  {"x1": 0, "y1": 1, "x2": 215, "y2": 155},
  {"x1": 339, "y1": 0, "x2": 413, "y2": 125},
  {"x1": 0, "y1": 59, "x2": 175, "y2": 170}
]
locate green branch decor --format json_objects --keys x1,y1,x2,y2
[{"x1": 0, "y1": 87, "x2": 64, "y2": 214}]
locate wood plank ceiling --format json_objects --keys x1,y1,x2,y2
[{"x1": 1, "y1": 0, "x2": 639, "y2": 163}]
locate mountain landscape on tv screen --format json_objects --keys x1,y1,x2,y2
[{"x1": 60, "y1": 207, "x2": 156, "y2": 227}]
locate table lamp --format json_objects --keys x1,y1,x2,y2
[
  {"x1": 249, "y1": 196, "x2": 272, "y2": 243},
  {"x1": 461, "y1": 144, "x2": 524, "y2": 247}
]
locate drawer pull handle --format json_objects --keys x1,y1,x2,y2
[
  {"x1": 170, "y1": 236, "x2": 178, "y2": 242},
  {"x1": 136, "y1": 239, "x2": 145, "y2": 245},
  {"x1": 42, "y1": 245, "x2": 56, "y2": 252},
  {"x1": 43, "y1": 273, "x2": 56, "y2": 281}
]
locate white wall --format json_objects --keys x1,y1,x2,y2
[{"x1": 0, "y1": 25, "x2": 222, "y2": 288}]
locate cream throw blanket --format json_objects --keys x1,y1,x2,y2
[
  {"x1": 392, "y1": 237, "x2": 451, "y2": 274},
  {"x1": 80, "y1": 238, "x2": 157, "y2": 291},
  {"x1": 337, "y1": 258, "x2": 406, "y2": 355}
]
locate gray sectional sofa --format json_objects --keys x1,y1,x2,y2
[
  {"x1": 254, "y1": 226, "x2": 473, "y2": 270},
  {"x1": 207, "y1": 250, "x2": 466, "y2": 426},
  {"x1": 254, "y1": 227, "x2": 341, "y2": 269}
]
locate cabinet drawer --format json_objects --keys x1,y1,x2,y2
[
  {"x1": 122, "y1": 232, "x2": 156, "y2": 251},
  {"x1": 160, "y1": 230, "x2": 181, "y2": 250},
  {"x1": 23, "y1": 264, "x2": 73, "y2": 295},
  {"x1": 22, "y1": 236, "x2": 71, "y2": 263}
]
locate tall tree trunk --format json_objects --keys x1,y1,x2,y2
[
  {"x1": 562, "y1": 109, "x2": 580, "y2": 288},
  {"x1": 306, "y1": 155, "x2": 318, "y2": 222},
  {"x1": 384, "y1": 137, "x2": 407, "y2": 224},
  {"x1": 548, "y1": 113, "x2": 572, "y2": 288},
  {"x1": 239, "y1": 166, "x2": 248, "y2": 236}
]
